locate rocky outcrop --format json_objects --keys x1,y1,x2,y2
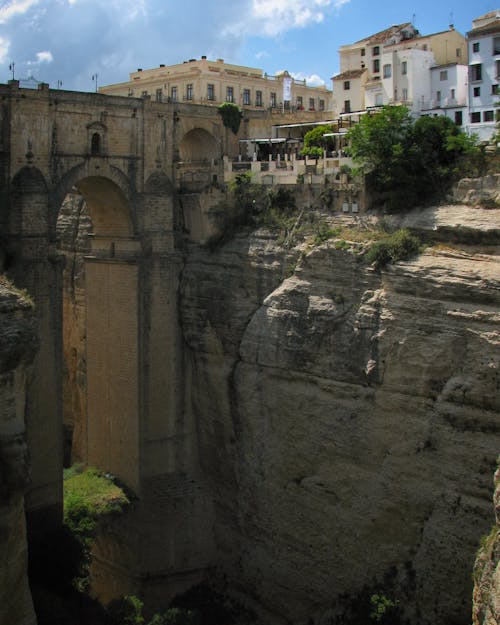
[
  {"x1": 453, "y1": 174, "x2": 500, "y2": 207},
  {"x1": 473, "y1": 458, "x2": 500, "y2": 625},
  {"x1": 180, "y1": 205, "x2": 500, "y2": 625},
  {"x1": 0, "y1": 278, "x2": 38, "y2": 625}
]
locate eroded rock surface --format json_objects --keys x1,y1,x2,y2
[
  {"x1": 473, "y1": 459, "x2": 500, "y2": 625},
  {"x1": 180, "y1": 206, "x2": 500, "y2": 625},
  {"x1": 0, "y1": 279, "x2": 38, "y2": 625}
]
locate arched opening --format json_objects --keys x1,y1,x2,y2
[
  {"x1": 179, "y1": 127, "x2": 218, "y2": 162},
  {"x1": 56, "y1": 175, "x2": 140, "y2": 492}
]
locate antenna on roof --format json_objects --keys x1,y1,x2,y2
[
  {"x1": 412, "y1": 13, "x2": 416, "y2": 26},
  {"x1": 449, "y1": 12, "x2": 454, "y2": 28}
]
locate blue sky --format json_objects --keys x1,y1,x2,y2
[{"x1": 0, "y1": 0, "x2": 496, "y2": 92}]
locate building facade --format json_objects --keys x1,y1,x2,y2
[
  {"x1": 467, "y1": 11, "x2": 500, "y2": 141},
  {"x1": 100, "y1": 57, "x2": 333, "y2": 114},
  {"x1": 332, "y1": 23, "x2": 468, "y2": 116}
]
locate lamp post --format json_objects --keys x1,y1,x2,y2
[
  {"x1": 9, "y1": 62, "x2": 15, "y2": 80},
  {"x1": 92, "y1": 73, "x2": 98, "y2": 92}
]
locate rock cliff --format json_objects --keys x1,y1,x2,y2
[
  {"x1": 180, "y1": 205, "x2": 500, "y2": 625},
  {"x1": 473, "y1": 458, "x2": 500, "y2": 625},
  {"x1": 0, "y1": 278, "x2": 38, "y2": 625}
]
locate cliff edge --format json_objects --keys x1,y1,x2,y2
[{"x1": 0, "y1": 278, "x2": 38, "y2": 625}]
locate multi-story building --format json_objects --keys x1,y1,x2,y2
[
  {"x1": 332, "y1": 23, "x2": 468, "y2": 116},
  {"x1": 467, "y1": 10, "x2": 500, "y2": 140},
  {"x1": 100, "y1": 57, "x2": 333, "y2": 114},
  {"x1": 423, "y1": 63, "x2": 469, "y2": 126}
]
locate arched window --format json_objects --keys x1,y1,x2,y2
[{"x1": 91, "y1": 133, "x2": 101, "y2": 155}]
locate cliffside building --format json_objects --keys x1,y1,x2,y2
[
  {"x1": 332, "y1": 23, "x2": 468, "y2": 116},
  {"x1": 467, "y1": 10, "x2": 500, "y2": 141},
  {"x1": 100, "y1": 57, "x2": 333, "y2": 115}
]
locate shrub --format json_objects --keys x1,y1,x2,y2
[
  {"x1": 366, "y1": 229, "x2": 421, "y2": 267},
  {"x1": 217, "y1": 102, "x2": 243, "y2": 134}
]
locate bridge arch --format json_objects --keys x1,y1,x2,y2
[
  {"x1": 51, "y1": 163, "x2": 135, "y2": 235},
  {"x1": 179, "y1": 127, "x2": 218, "y2": 162}
]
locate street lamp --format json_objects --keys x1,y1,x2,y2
[{"x1": 91, "y1": 73, "x2": 98, "y2": 92}]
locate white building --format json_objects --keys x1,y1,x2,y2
[
  {"x1": 423, "y1": 63, "x2": 469, "y2": 127},
  {"x1": 466, "y1": 10, "x2": 500, "y2": 141}
]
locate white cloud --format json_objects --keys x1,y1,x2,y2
[
  {"x1": 0, "y1": 0, "x2": 40, "y2": 24},
  {"x1": 36, "y1": 50, "x2": 53, "y2": 63},
  {"x1": 290, "y1": 71, "x2": 326, "y2": 86},
  {"x1": 0, "y1": 37, "x2": 9, "y2": 63}
]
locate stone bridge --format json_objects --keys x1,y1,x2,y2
[{"x1": 0, "y1": 80, "x2": 232, "y2": 599}]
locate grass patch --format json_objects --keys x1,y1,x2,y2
[{"x1": 64, "y1": 465, "x2": 130, "y2": 545}]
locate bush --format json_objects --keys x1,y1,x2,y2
[{"x1": 366, "y1": 229, "x2": 421, "y2": 267}]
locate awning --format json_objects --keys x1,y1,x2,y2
[{"x1": 239, "y1": 137, "x2": 299, "y2": 143}]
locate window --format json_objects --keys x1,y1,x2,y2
[
  {"x1": 484, "y1": 110, "x2": 494, "y2": 122},
  {"x1": 256, "y1": 90, "x2": 263, "y2": 106},
  {"x1": 186, "y1": 83, "x2": 193, "y2": 100},
  {"x1": 226, "y1": 86, "x2": 234, "y2": 102},
  {"x1": 361, "y1": 48, "x2": 365, "y2": 56},
  {"x1": 492, "y1": 84, "x2": 499, "y2": 95},
  {"x1": 470, "y1": 111, "x2": 481, "y2": 123},
  {"x1": 319, "y1": 99, "x2": 325, "y2": 111},
  {"x1": 373, "y1": 59, "x2": 380, "y2": 73},
  {"x1": 296, "y1": 95, "x2": 303, "y2": 109},
  {"x1": 383, "y1": 64, "x2": 392, "y2": 78},
  {"x1": 141, "y1": 90, "x2": 148, "y2": 97},
  {"x1": 243, "y1": 88, "x2": 251, "y2": 105},
  {"x1": 375, "y1": 93, "x2": 383, "y2": 106},
  {"x1": 456, "y1": 48, "x2": 461, "y2": 58},
  {"x1": 171, "y1": 86, "x2": 177, "y2": 102},
  {"x1": 496, "y1": 60, "x2": 500, "y2": 78},
  {"x1": 450, "y1": 88, "x2": 455, "y2": 100},
  {"x1": 436, "y1": 90, "x2": 441, "y2": 103},
  {"x1": 309, "y1": 97, "x2": 315, "y2": 110},
  {"x1": 440, "y1": 70, "x2": 448, "y2": 81},
  {"x1": 472, "y1": 42, "x2": 480, "y2": 53},
  {"x1": 455, "y1": 111, "x2": 462, "y2": 125},
  {"x1": 401, "y1": 61, "x2": 407, "y2": 75},
  {"x1": 155, "y1": 88, "x2": 163, "y2": 102},
  {"x1": 344, "y1": 100, "x2": 351, "y2": 113},
  {"x1": 473, "y1": 86, "x2": 481, "y2": 97},
  {"x1": 344, "y1": 80, "x2": 350, "y2": 90},
  {"x1": 402, "y1": 88, "x2": 408, "y2": 101},
  {"x1": 91, "y1": 133, "x2": 101, "y2": 155},
  {"x1": 270, "y1": 92, "x2": 277, "y2": 107},
  {"x1": 373, "y1": 46, "x2": 380, "y2": 56},
  {"x1": 207, "y1": 83, "x2": 215, "y2": 101},
  {"x1": 471, "y1": 64, "x2": 482, "y2": 81},
  {"x1": 494, "y1": 37, "x2": 500, "y2": 55}
]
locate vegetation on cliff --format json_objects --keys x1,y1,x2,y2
[
  {"x1": 63, "y1": 464, "x2": 130, "y2": 547},
  {"x1": 346, "y1": 105, "x2": 481, "y2": 210}
]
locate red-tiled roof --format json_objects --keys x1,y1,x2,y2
[
  {"x1": 332, "y1": 69, "x2": 367, "y2": 81},
  {"x1": 352, "y1": 22, "x2": 414, "y2": 46}
]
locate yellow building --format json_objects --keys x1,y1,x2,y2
[{"x1": 100, "y1": 57, "x2": 333, "y2": 114}]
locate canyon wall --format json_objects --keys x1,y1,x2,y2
[
  {"x1": 473, "y1": 457, "x2": 500, "y2": 625},
  {"x1": 0, "y1": 279, "x2": 38, "y2": 625},
  {"x1": 180, "y1": 205, "x2": 500, "y2": 625}
]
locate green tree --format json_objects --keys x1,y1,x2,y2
[
  {"x1": 346, "y1": 106, "x2": 478, "y2": 210},
  {"x1": 301, "y1": 124, "x2": 334, "y2": 157},
  {"x1": 218, "y1": 102, "x2": 243, "y2": 134}
]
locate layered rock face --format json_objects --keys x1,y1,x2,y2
[
  {"x1": 473, "y1": 459, "x2": 500, "y2": 625},
  {"x1": 0, "y1": 279, "x2": 38, "y2": 625},
  {"x1": 180, "y1": 207, "x2": 500, "y2": 625}
]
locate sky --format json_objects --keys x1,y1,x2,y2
[{"x1": 0, "y1": 0, "x2": 497, "y2": 92}]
